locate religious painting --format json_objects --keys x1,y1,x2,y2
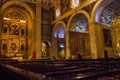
[
  {"x1": 10, "y1": 42, "x2": 18, "y2": 53},
  {"x1": 103, "y1": 29, "x2": 112, "y2": 47},
  {"x1": 69, "y1": 14, "x2": 88, "y2": 33},
  {"x1": 42, "y1": 41, "x2": 49, "y2": 57},
  {"x1": 10, "y1": 24, "x2": 19, "y2": 35}
]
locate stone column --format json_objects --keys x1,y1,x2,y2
[
  {"x1": 51, "y1": 37, "x2": 58, "y2": 58},
  {"x1": 89, "y1": 22, "x2": 98, "y2": 59},
  {"x1": 0, "y1": 12, "x2": 2, "y2": 55},
  {"x1": 66, "y1": 30, "x2": 70, "y2": 59},
  {"x1": 35, "y1": 1, "x2": 42, "y2": 59}
]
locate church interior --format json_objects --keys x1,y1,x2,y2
[{"x1": 0, "y1": 0, "x2": 120, "y2": 80}]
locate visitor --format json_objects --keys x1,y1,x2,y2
[{"x1": 77, "y1": 53, "x2": 82, "y2": 60}]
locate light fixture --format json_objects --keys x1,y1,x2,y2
[
  {"x1": 4, "y1": 17, "x2": 10, "y2": 20},
  {"x1": 20, "y1": 20, "x2": 26, "y2": 23}
]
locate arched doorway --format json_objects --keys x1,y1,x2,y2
[
  {"x1": 53, "y1": 23, "x2": 66, "y2": 59},
  {"x1": 41, "y1": 40, "x2": 50, "y2": 59},
  {"x1": 69, "y1": 13, "x2": 91, "y2": 59}
]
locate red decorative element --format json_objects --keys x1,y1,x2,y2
[{"x1": 32, "y1": 51, "x2": 36, "y2": 58}]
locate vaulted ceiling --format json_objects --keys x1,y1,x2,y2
[
  {"x1": 21, "y1": 0, "x2": 60, "y2": 7},
  {"x1": 0, "y1": 0, "x2": 60, "y2": 8}
]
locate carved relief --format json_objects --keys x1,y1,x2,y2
[
  {"x1": 69, "y1": 32, "x2": 91, "y2": 57},
  {"x1": 1, "y1": 11, "x2": 27, "y2": 57},
  {"x1": 112, "y1": 16, "x2": 120, "y2": 53}
]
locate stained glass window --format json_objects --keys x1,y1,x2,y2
[
  {"x1": 54, "y1": 25, "x2": 65, "y2": 38},
  {"x1": 100, "y1": 8, "x2": 114, "y2": 26},
  {"x1": 70, "y1": 14, "x2": 88, "y2": 33},
  {"x1": 58, "y1": 31, "x2": 65, "y2": 38},
  {"x1": 54, "y1": 32, "x2": 57, "y2": 38},
  {"x1": 54, "y1": 29, "x2": 65, "y2": 38}
]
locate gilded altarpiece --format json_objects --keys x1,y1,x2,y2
[
  {"x1": 1, "y1": 12, "x2": 27, "y2": 58},
  {"x1": 69, "y1": 32, "x2": 91, "y2": 58},
  {"x1": 112, "y1": 16, "x2": 120, "y2": 54}
]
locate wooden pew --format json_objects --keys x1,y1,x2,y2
[
  {"x1": 0, "y1": 64, "x2": 31, "y2": 80},
  {"x1": 2, "y1": 58, "x2": 120, "y2": 80}
]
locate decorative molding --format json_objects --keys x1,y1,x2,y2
[{"x1": 52, "y1": 0, "x2": 96, "y2": 24}]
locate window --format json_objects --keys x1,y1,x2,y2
[
  {"x1": 54, "y1": 32, "x2": 57, "y2": 38},
  {"x1": 100, "y1": 8, "x2": 114, "y2": 26},
  {"x1": 71, "y1": 0, "x2": 79, "y2": 8},
  {"x1": 56, "y1": 7, "x2": 61, "y2": 18},
  {"x1": 59, "y1": 33, "x2": 64, "y2": 38},
  {"x1": 59, "y1": 43, "x2": 64, "y2": 48},
  {"x1": 70, "y1": 14, "x2": 88, "y2": 33}
]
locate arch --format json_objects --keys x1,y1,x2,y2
[
  {"x1": 52, "y1": 21, "x2": 67, "y2": 37},
  {"x1": 41, "y1": 40, "x2": 51, "y2": 57},
  {"x1": 0, "y1": 1, "x2": 35, "y2": 30},
  {"x1": 0, "y1": 1, "x2": 35, "y2": 59},
  {"x1": 52, "y1": 21, "x2": 67, "y2": 59},
  {"x1": 67, "y1": 10, "x2": 90, "y2": 31},
  {"x1": 3, "y1": 8, "x2": 28, "y2": 21},
  {"x1": 0, "y1": 0, "x2": 35, "y2": 19},
  {"x1": 3, "y1": 7, "x2": 27, "y2": 18},
  {"x1": 66, "y1": 10, "x2": 91, "y2": 59},
  {"x1": 91, "y1": 0, "x2": 114, "y2": 23},
  {"x1": 42, "y1": 40, "x2": 51, "y2": 47}
]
